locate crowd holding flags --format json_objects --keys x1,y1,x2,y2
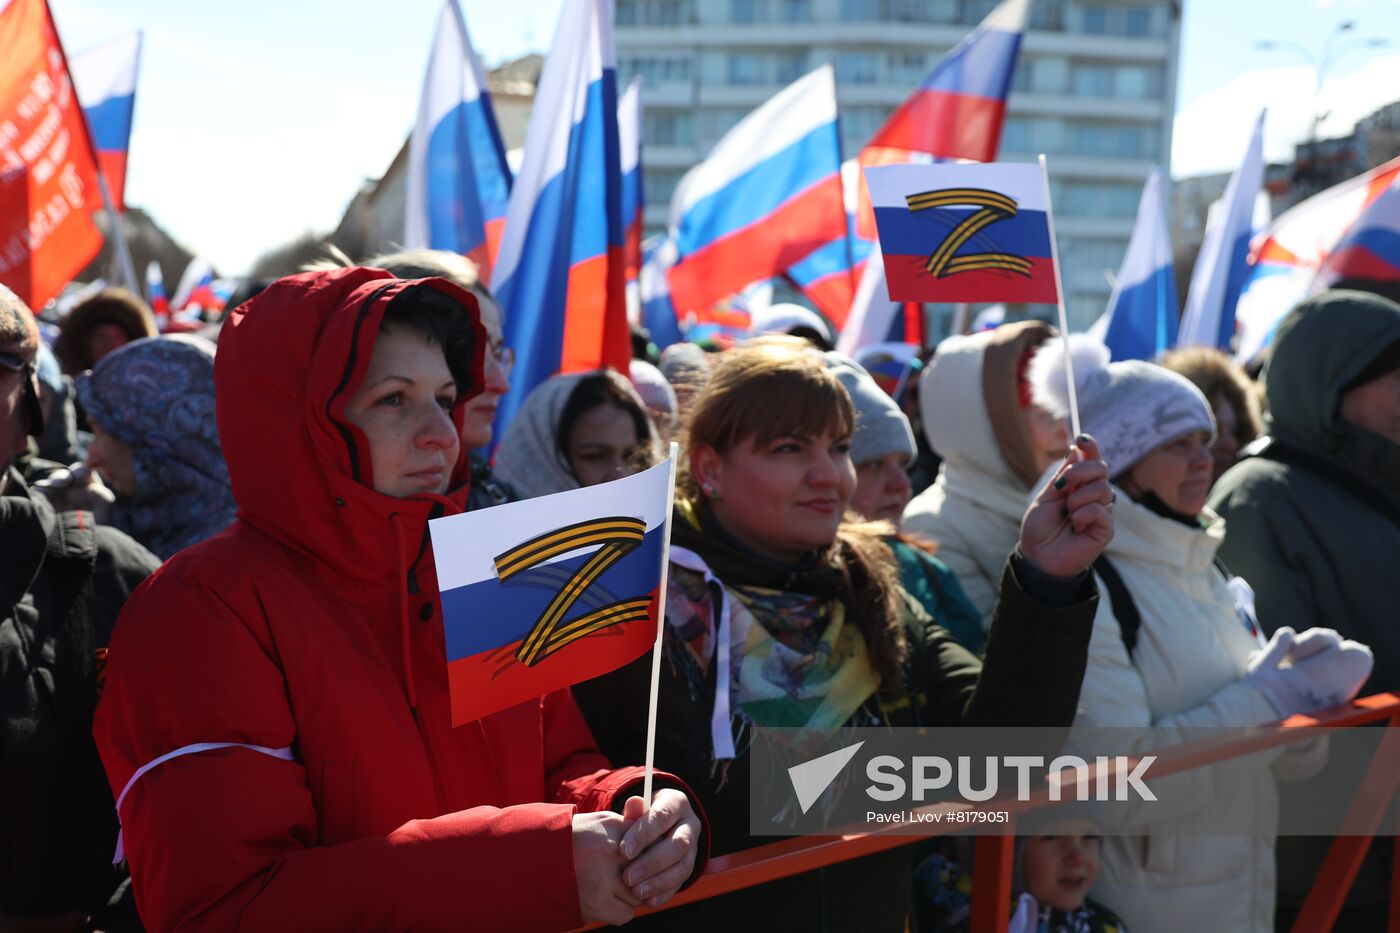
[{"x1": 8, "y1": 0, "x2": 1400, "y2": 426}]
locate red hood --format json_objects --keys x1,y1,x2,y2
[{"x1": 215, "y1": 267, "x2": 487, "y2": 584}]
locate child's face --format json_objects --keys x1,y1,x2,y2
[{"x1": 1022, "y1": 830, "x2": 1101, "y2": 912}]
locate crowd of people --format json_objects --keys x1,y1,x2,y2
[{"x1": 2, "y1": 251, "x2": 1398, "y2": 932}]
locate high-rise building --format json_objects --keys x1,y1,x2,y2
[{"x1": 616, "y1": 0, "x2": 1181, "y2": 330}]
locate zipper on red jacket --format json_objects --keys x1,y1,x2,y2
[{"x1": 392, "y1": 510, "x2": 450, "y2": 813}]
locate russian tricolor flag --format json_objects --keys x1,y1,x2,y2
[
  {"x1": 866, "y1": 162, "x2": 1058, "y2": 305},
  {"x1": 492, "y1": 0, "x2": 630, "y2": 437},
  {"x1": 1234, "y1": 154, "x2": 1400, "y2": 362},
  {"x1": 619, "y1": 77, "x2": 644, "y2": 288},
  {"x1": 1319, "y1": 168, "x2": 1400, "y2": 286},
  {"x1": 1099, "y1": 168, "x2": 1178, "y2": 361},
  {"x1": 405, "y1": 0, "x2": 512, "y2": 281},
  {"x1": 145, "y1": 259, "x2": 167, "y2": 317},
  {"x1": 855, "y1": 0, "x2": 1027, "y2": 239},
  {"x1": 429, "y1": 457, "x2": 674, "y2": 726},
  {"x1": 1178, "y1": 110, "x2": 1265, "y2": 352},
  {"x1": 784, "y1": 211, "x2": 872, "y2": 328},
  {"x1": 640, "y1": 236, "x2": 684, "y2": 350},
  {"x1": 71, "y1": 31, "x2": 141, "y2": 213},
  {"x1": 665, "y1": 64, "x2": 846, "y2": 317}
]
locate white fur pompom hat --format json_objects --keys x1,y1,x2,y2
[{"x1": 1028, "y1": 334, "x2": 1216, "y2": 479}]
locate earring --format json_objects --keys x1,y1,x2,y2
[{"x1": 704, "y1": 484, "x2": 721, "y2": 500}]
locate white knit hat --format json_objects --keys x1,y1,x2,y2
[{"x1": 1029, "y1": 335, "x2": 1216, "y2": 478}]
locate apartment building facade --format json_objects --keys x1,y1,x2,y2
[{"x1": 616, "y1": 0, "x2": 1181, "y2": 331}]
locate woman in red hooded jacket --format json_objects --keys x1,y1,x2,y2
[{"x1": 93, "y1": 268, "x2": 705, "y2": 932}]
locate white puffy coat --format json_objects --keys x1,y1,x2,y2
[
  {"x1": 901, "y1": 333, "x2": 1033, "y2": 626},
  {"x1": 1077, "y1": 492, "x2": 1321, "y2": 933}
]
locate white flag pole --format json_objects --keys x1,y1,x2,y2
[
  {"x1": 1037, "y1": 154, "x2": 1081, "y2": 441},
  {"x1": 95, "y1": 169, "x2": 140, "y2": 296},
  {"x1": 642, "y1": 441, "x2": 681, "y2": 804}
]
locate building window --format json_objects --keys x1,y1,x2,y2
[
  {"x1": 1080, "y1": 4, "x2": 1161, "y2": 38},
  {"x1": 730, "y1": 0, "x2": 765, "y2": 23},
  {"x1": 1071, "y1": 64, "x2": 1115, "y2": 97},
  {"x1": 842, "y1": 106, "x2": 891, "y2": 151},
  {"x1": 839, "y1": 0, "x2": 953, "y2": 21},
  {"x1": 1030, "y1": 0, "x2": 1066, "y2": 31},
  {"x1": 1066, "y1": 123, "x2": 1159, "y2": 158},
  {"x1": 778, "y1": 0, "x2": 812, "y2": 21},
  {"x1": 727, "y1": 53, "x2": 765, "y2": 85},
  {"x1": 1000, "y1": 117, "x2": 1030, "y2": 153},
  {"x1": 890, "y1": 51, "x2": 927, "y2": 85},
  {"x1": 617, "y1": 0, "x2": 690, "y2": 26},
  {"x1": 1070, "y1": 62, "x2": 1165, "y2": 99},
  {"x1": 620, "y1": 55, "x2": 693, "y2": 86},
  {"x1": 646, "y1": 172, "x2": 686, "y2": 207},
  {"x1": 698, "y1": 108, "x2": 748, "y2": 144},
  {"x1": 837, "y1": 51, "x2": 879, "y2": 84},
  {"x1": 644, "y1": 111, "x2": 694, "y2": 147},
  {"x1": 1062, "y1": 182, "x2": 1143, "y2": 217},
  {"x1": 775, "y1": 50, "x2": 809, "y2": 84},
  {"x1": 958, "y1": 0, "x2": 997, "y2": 24},
  {"x1": 1012, "y1": 58, "x2": 1034, "y2": 93}
]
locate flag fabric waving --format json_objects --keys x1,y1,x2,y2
[
  {"x1": 0, "y1": 0, "x2": 105, "y2": 310},
  {"x1": 70, "y1": 30, "x2": 141, "y2": 213},
  {"x1": 492, "y1": 0, "x2": 629, "y2": 438},
  {"x1": 1234, "y1": 155, "x2": 1400, "y2": 362},
  {"x1": 619, "y1": 77, "x2": 644, "y2": 288},
  {"x1": 1317, "y1": 168, "x2": 1400, "y2": 286},
  {"x1": 854, "y1": 0, "x2": 1028, "y2": 240},
  {"x1": 866, "y1": 162, "x2": 1057, "y2": 305},
  {"x1": 429, "y1": 456, "x2": 675, "y2": 726},
  {"x1": 145, "y1": 259, "x2": 167, "y2": 316},
  {"x1": 639, "y1": 235, "x2": 684, "y2": 349},
  {"x1": 666, "y1": 64, "x2": 846, "y2": 317},
  {"x1": 1100, "y1": 168, "x2": 1178, "y2": 361},
  {"x1": 404, "y1": 0, "x2": 512, "y2": 280},
  {"x1": 1178, "y1": 110, "x2": 1265, "y2": 351}
]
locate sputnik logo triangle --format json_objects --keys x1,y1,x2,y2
[{"x1": 788, "y1": 741, "x2": 865, "y2": 814}]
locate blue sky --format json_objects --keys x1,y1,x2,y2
[{"x1": 39, "y1": 0, "x2": 1400, "y2": 275}]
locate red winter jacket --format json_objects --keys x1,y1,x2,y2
[{"x1": 94, "y1": 268, "x2": 702, "y2": 932}]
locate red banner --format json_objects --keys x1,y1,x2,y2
[{"x1": 0, "y1": 0, "x2": 103, "y2": 309}]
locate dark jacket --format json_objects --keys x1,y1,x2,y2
[
  {"x1": 573, "y1": 503, "x2": 1097, "y2": 932},
  {"x1": 1, "y1": 469, "x2": 158, "y2": 925},
  {"x1": 1209, "y1": 290, "x2": 1400, "y2": 917},
  {"x1": 1210, "y1": 290, "x2": 1400, "y2": 695}
]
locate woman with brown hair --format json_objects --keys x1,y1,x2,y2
[
  {"x1": 573, "y1": 338, "x2": 1114, "y2": 931},
  {"x1": 1160, "y1": 346, "x2": 1264, "y2": 486}
]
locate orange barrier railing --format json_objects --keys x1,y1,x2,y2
[{"x1": 576, "y1": 692, "x2": 1400, "y2": 932}]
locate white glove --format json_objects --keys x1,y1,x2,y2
[{"x1": 1244, "y1": 627, "x2": 1374, "y2": 717}]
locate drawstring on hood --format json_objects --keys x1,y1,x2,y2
[{"x1": 391, "y1": 512, "x2": 419, "y2": 715}]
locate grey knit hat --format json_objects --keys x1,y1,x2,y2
[
  {"x1": 1029, "y1": 335, "x2": 1215, "y2": 478},
  {"x1": 824, "y1": 353, "x2": 916, "y2": 466}
]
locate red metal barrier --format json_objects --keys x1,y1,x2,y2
[{"x1": 575, "y1": 693, "x2": 1400, "y2": 932}]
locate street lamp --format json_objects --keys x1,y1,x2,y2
[{"x1": 1255, "y1": 21, "x2": 1391, "y2": 190}]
